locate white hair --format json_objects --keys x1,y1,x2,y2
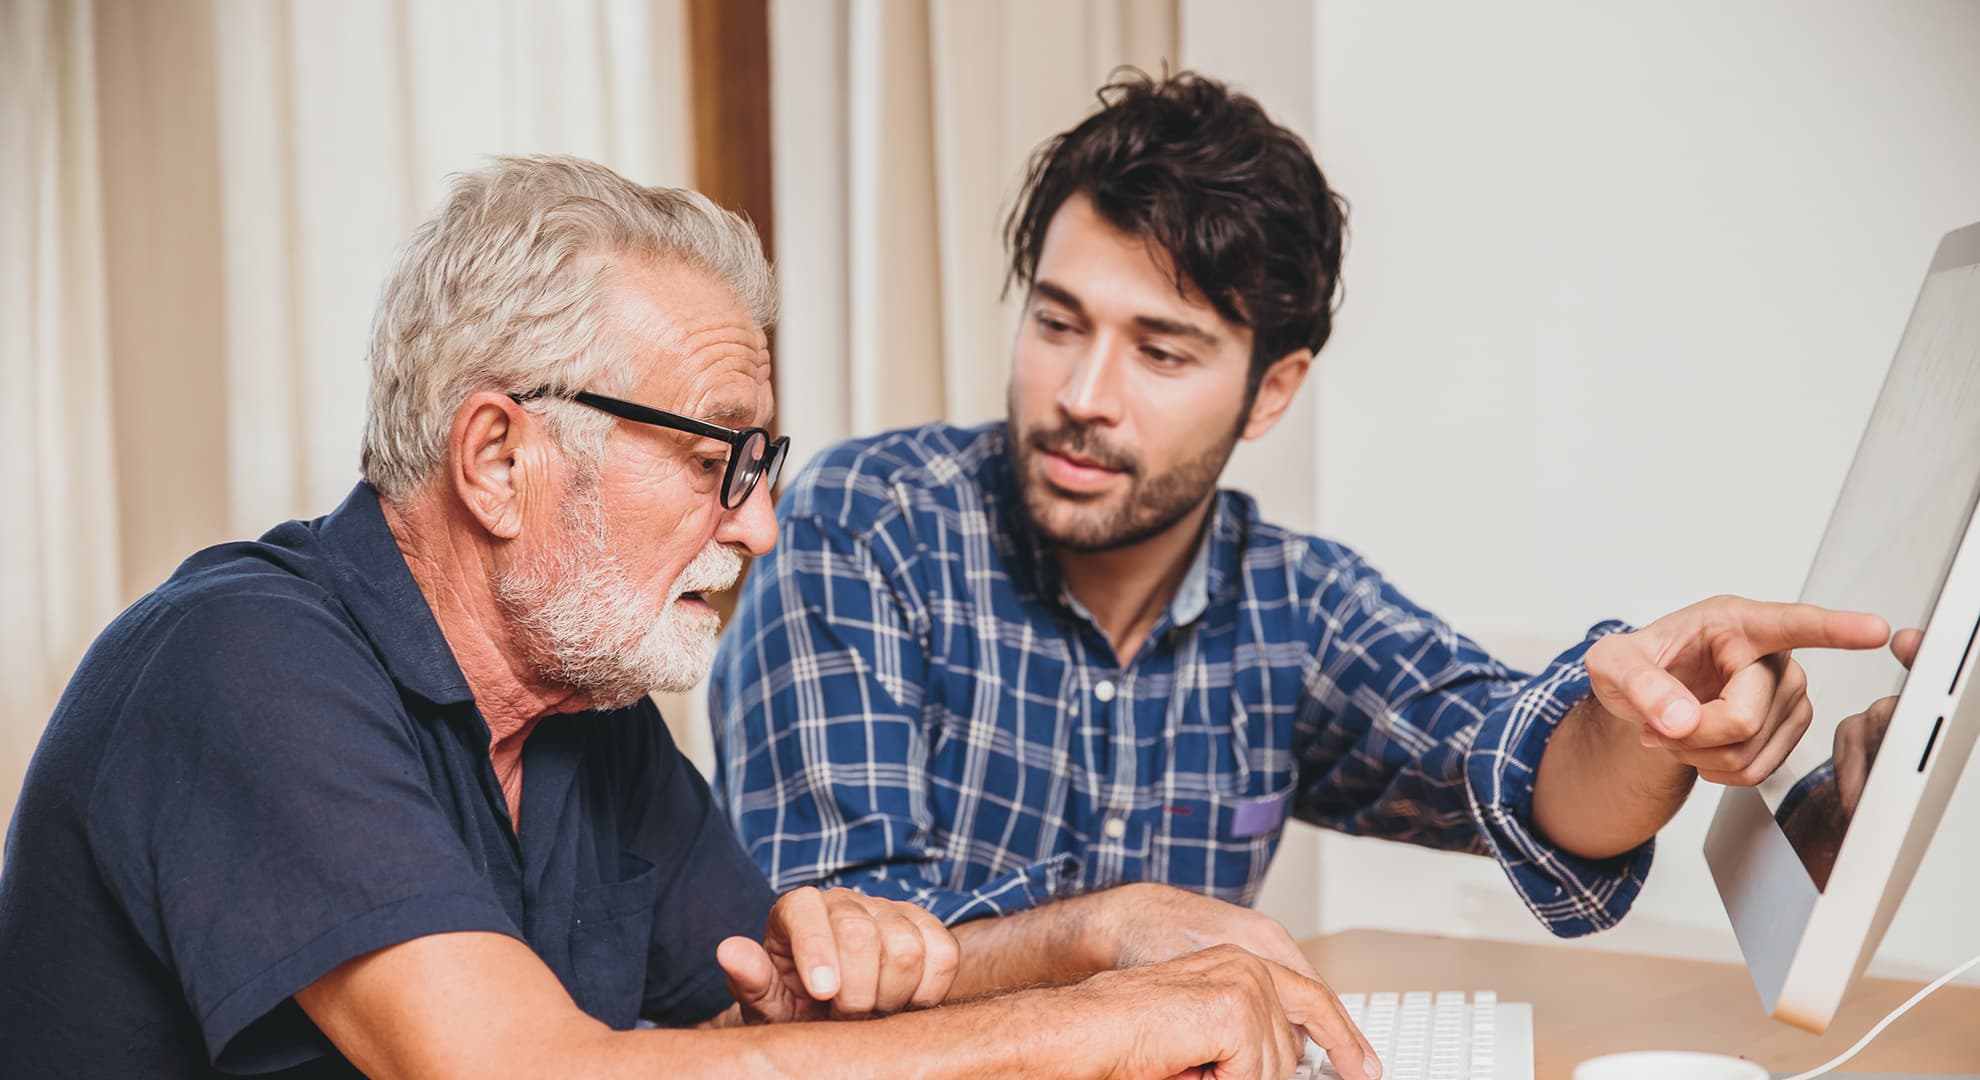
[{"x1": 359, "y1": 155, "x2": 777, "y2": 502}]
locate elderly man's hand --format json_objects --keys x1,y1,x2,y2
[
  {"x1": 1094, "y1": 881, "x2": 1322, "y2": 981},
  {"x1": 1585, "y1": 596, "x2": 1890, "y2": 786},
  {"x1": 1085, "y1": 944, "x2": 1380, "y2": 1080},
  {"x1": 716, "y1": 886, "x2": 959, "y2": 1023}
]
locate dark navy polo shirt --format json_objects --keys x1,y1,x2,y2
[{"x1": 0, "y1": 483, "x2": 775, "y2": 1078}]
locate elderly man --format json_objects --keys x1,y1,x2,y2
[{"x1": 0, "y1": 157, "x2": 1377, "y2": 1080}]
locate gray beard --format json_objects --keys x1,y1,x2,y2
[{"x1": 492, "y1": 486, "x2": 735, "y2": 708}]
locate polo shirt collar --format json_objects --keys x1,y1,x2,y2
[{"x1": 316, "y1": 482, "x2": 476, "y2": 706}]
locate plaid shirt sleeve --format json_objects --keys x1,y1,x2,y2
[
  {"x1": 1288, "y1": 542, "x2": 1652, "y2": 937},
  {"x1": 709, "y1": 507, "x2": 1071, "y2": 925}
]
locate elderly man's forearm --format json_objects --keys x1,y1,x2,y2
[{"x1": 621, "y1": 987, "x2": 1127, "y2": 1079}]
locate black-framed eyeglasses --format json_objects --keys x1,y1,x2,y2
[{"x1": 511, "y1": 388, "x2": 790, "y2": 510}]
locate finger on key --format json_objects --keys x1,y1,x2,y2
[{"x1": 1265, "y1": 961, "x2": 1381, "y2": 1080}]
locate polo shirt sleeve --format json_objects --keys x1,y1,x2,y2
[
  {"x1": 1290, "y1": 543, "x2": 1652, "y2": 937},
  {"x1": 85, "y1": 591, "x2": 520, "y2": 1075}
]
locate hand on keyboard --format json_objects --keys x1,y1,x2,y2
[
  {"x1": 1097, "y1": 882, "x2": 1328, "y2": 982},
  {"x1": 1080, "y1": 944, "x2": 1381, "y2": 1080},
  {"x1": 1296, "y1": 991, "x2": 1524, "y2": 1080}
]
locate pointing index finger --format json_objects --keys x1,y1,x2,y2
[{"x1": 1738, "y1": 601, "x2": 1889, "y2": 657}]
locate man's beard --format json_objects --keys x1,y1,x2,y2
[
  {"x1": 493, "y1": 484, "x2": 741, "y2": 709},
  {"x1": 1016, "y1": 416, "x2": 1235, "y2": 553}
]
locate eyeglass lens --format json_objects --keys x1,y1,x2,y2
[{"x1": 726, "y1": 431, "x2": 769, "y2": 507}]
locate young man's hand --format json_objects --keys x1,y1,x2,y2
[
  {"x1": 1585, "y1": 596, "x2": 1889, "y2": 786},
  {"x1": 1540, "y1": 596, "x2": 1891, "y2": 860},
  {"x1": 716, "y1": 886, "x2": 960, "y2": 1023}
]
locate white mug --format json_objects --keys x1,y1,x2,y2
[{"x1": 1574, "y1": 1050, "x2": 1770, "y2": 1079}]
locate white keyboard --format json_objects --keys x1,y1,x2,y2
[{"x1": 1295, "y1": 990, "x2": 1534, "y2": 1080}]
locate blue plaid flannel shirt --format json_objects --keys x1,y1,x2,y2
[{"x1": 709, "y1": 422, "x2": 1653, "y2": 937}]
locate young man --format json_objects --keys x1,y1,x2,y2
[
  {"x1": 710, "y1": 71, "x2": 1888, "y2": 984},
  {"x1": 0, "y1": 155, "x2": 1380, "y2": 1080}
]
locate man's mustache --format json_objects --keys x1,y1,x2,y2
[
  {"x1": 670, "y1": 544, "x2": 743, "y2": 601},
  {"x1": 1026, "y1": 422, "x2": 1139, "y2": 476}
]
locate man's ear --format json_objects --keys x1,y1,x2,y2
[
  {"x1": 448, "y1": 393, "x2": 550, "y2": 540},
  {"x1": 1240, "y1": 347, "x2": 1313, "y2": 440}
]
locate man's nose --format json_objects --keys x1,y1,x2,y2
[
  {"x1": 1055, "y1": 338, "x2": 1126, "y2": 425},
  {"x1": 717, "y1": 479, "x2": 780, "y2": 556}
]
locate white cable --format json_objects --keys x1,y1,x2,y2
[{"x1": 1777, "y1": 946, "x2": 1980, "y2": 1080}]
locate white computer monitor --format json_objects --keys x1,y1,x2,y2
[{"x1": 1704, "y1": 221, "x2": 1980, "y2": 1034}]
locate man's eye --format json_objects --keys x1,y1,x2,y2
[
  {"x1": 698, "y1": 457, "x2": 728, "y2": 474},
  {"x1": 1143, "y1": 347, "x2": 1183, "y2": 366},
  {"x1": 1036, "y1": 312, "x2": 1076, "y2": 335}
]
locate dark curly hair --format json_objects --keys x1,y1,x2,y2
[{"x1": 1005, "y1": 69, "x2": 1348, "y2": 393}]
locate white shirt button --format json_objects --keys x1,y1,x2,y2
[
  {"x1": 1103, "y1": 817, "x2": 1128, "y2": 839},
  {"x1": 1093, "y1": 679, "x2": 1117, "y2": 703}
]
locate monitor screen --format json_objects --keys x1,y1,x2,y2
[{"x1": 1760, "y1": 254, "x2": 1980, "y2": 889}]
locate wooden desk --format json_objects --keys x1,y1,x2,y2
[{"x1": 1300, "y1": 931, "x2": 1980, "y2": 1078}]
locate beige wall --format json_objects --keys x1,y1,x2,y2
[{"x1": 1305, "y1": 0, "x2": 1980, "y2": 981}]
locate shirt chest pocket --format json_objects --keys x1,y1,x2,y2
[
  {"x1": 1156, "y1": 689, "x2": 1298, "y2": 842},
  {"x1": 1154, "y1": 780, "x2": 1297, "y2": 842},
  {"x1": 567, "y1": 852, "x2": 660, "y2": 1030}
]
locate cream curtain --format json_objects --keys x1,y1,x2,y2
[
  {"x1": 769, "y1": 0, "x2": 1181, "y2": 473},
  {"x1": 2, "y1": 0, "x2": 122, "y2": 817},
  {"x1": 2, "y1": 0, "x2": 694, "y2": 831}
]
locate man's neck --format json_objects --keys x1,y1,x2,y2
[
  {"x1": 1052, "y1": 495, "x2": 1215, "y2": 665},
  {"x1": 379, "y1": 493, "x2": 590, "y2": 750}
]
